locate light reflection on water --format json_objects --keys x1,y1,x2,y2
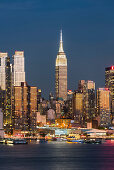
[{"x1": 0, "y1": 141, "x2": 114, "y2": 170}]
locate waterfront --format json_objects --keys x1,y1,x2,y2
[{"x1": 0, "y1": 141, "x2": 114, "y2": 170}]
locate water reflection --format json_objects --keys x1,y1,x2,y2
[{"x1": 0, "y1": 141, "x2": 114, "y2": 170}]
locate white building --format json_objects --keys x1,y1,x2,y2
[
  {"x1": 55, "y1": 30, "x2": 67, "y2": 100},
  {"x1": 0, "y1": 52, "x2": 8, "y2": 90},
  {"x1": 12, "y1": 51, "x2": 25, "y2": 86}
]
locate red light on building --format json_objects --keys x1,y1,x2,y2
[
  {"x1": 111, "y1": 66, "x2": 114, "y2": 70},
  {"x1": 68, "y1": 90, "x2": 73, "y2": 95}
]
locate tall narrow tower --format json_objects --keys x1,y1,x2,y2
[
  {"x1": 55, "y1": 30, "x2": 67, "y2": 100},
  {"x1": 12, "y1": 51, "x2": 25, "y2": 86},
  {"x1": 105, "y1": 66, "x2": 114, "y2": 120},
  {"x1": 0, "y1": 52, "x2": 8, "y2": 90}
]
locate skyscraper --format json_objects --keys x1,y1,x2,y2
[
  {"x1": 0, "y1": 52, "x2": 8, "y2": 90},
  {"x1": 105, "y1": 66, "x2": 114, "y2": 120},
  {"x1": 78, "y1": 80, "x2": 85, "y2": 92},
  {"x1": 0, "y1": 53, "x2": 12, "y2": 133},
  {"x1": 83, "y1": 80, "x2": 96, "y2": 125},
  {"x1": 4, "y1": 55, "x2": 12, "y2": 129},
  {"x1": 73, "y1": 91, "x2": 83, "y2": 125},
  {"x1": 13, "y1": 82, "x2": 38, "y2": 131},
  {"x1": 55, "y1": 30, "x2": 67, "y2": 100},
  {"x1": 12, "y1": 51, "x2": 25, "y2": 86},
  {"x1": 97, "y1": 88, "x2": 111, "y2": 127}
]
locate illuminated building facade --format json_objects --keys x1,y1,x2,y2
[
  {"x1": 12, "y1": 51, "x2": 25, "y2": 86},
  {"x1": 0, "y1": 53, "x2": 12, "y2": 132},
  {"x1": 37, "y1": 89, "x2": 42, "y2": 103},
  {"x1": 97, "y1": 88, "x2": 111, "y2": 127},
  {"x1": 0, "y1": 109, "x2": 3, "y2": 129},
  {"x1": 49, "y1": 92, "x2": 55, "y2": 110},
  {"x1": 83, "y1": 80, "x2": 96, "y2": 125},
  {"x1": 73, "y1": 91, "x2": 83, "y2": 125},
  {"x1": 65, "y1": 90, "x2": 73, "y2": 118},
  {"x1": 55, "y1": 30, "x2": 67, "y2": 101},
  {"x1": 78, "y1": 80, "x2": 85, "y2": 92},
  {"x1": 0, "y1": 53, "x2": 8, "y2": 90},
  {"x1": 37, "y1": 89, "x2": 43, "y2": 115},
  {"x1": 56, "y1": 101, "x2": 61, "y2": 115},
  {"x1": 13, "y1": 82, "x2": 38, "y2": 131},
  {"x1": 0, "y1": 109, "x2": 4, "y2": 138},
  {"x1": 55, "y1": 118, "x2": 71, "y2": 128},
  {"x1": 105, "y1": 66, "x2": 114, "y2": 119},
  {"x1": 30, "y1": 86, "x2": 38, "y2": 130},
  {"x1": 36, "y1": 112, "x2": 46, "y2": 125},
  {"x1": 4, "y1": 55, "x2": 12, "y2": 131}
]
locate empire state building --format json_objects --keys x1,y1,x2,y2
[{"x1": 55, "y1": 30, "x2": 67, "y2": 100}]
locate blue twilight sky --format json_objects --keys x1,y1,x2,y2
[{"x1": 0, "y1": 0, "x2": 114, "y2": 98}]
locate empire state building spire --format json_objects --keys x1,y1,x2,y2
[{"x1": 59, "y1": 30, "x2": 64, "y2": 53}]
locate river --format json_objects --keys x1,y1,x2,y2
[{"x1": 0, "y1": 140, "x2": 114, "y2": 170}]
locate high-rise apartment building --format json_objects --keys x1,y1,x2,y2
[
  {"x1": 64, "y1": 90, "x2": 73, "y2": 119},
  {"x1": 83, "y1": 80, "x2": 96, "y2": 125},
  {"x1": 97, "y1": 88, "x2": 111, "y2": 127},
  {"x1": 13, "y1": 82, "x2": 38, "y2": 131},
  {"x1": 4, "y1": 56, "x2": 12, "y2": 129},
  {"x1": 0, "y1": 53, "x2": 8, "y2": 90},
  {"x1": 12, "y1": 51, "x2": 25, "y2": 86},
  {"x1": 78, "y1": 80, "x2": 85, "y2": 92},
  {"x1": 0, "y1": 53, "x2": 12, "y2": 132},
  {"x1": 55, "y1": 30, "x2": 67, "y2": 100},
  {"x1": 105, "y1": 66, "x2": 114, "y2": 119},
  {"x1": 73, "y1": 91, "x2": 83, "y2": 125}
]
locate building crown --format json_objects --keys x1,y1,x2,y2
[{"x1": 59, "y1": 30, "x2": 64, "y2": 53}]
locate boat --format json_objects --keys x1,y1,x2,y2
[
  {"x1": 5, "y1": 138, "x2": 14, "y2": 144},
  {"x1": 84, "y1": 139, "x2": 102, "y2": 144},
  {"x1": 0, "y1": 138, "x2": 6, "y2": 144},
  {"x1": 13, "y1": 139, "x2": 28, "y2": 144},
  {"x1": 67, "y1": 139, "x2": 84, "y2": 143},
  {"x1": 67, "y1": 136, "x2": 84, "y2": 143},
  {"x1": 6, "y1": 138, "x2": 28, "y2": 144}
]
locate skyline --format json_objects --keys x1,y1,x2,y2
[
  {"x1": 1, "y1": 2, "x2": 114, "y2": 170},
  {"x1": 0, "y1": 0, "x2": 114, "y2": 98}
]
